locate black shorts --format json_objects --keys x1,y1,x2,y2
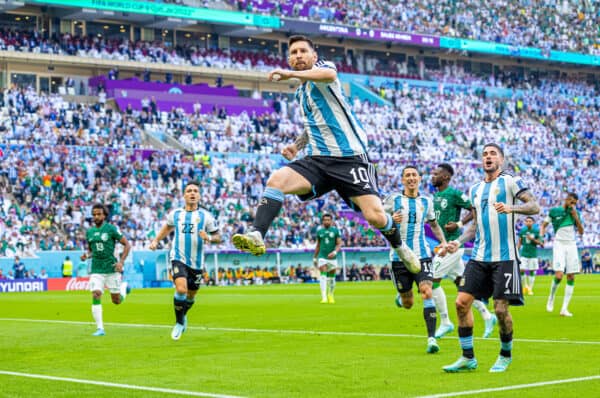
[
  {"x1": 391, "y1": 259, "x2": 433, "y2": 293},
  {"x1": 286, "y1": 155, "x2": 379, "y2": 210},
  {"x1": 459, "y1": 259, "x2": 524, "y2": 306},
  {"x1": 170, "y1": 260, "x2": 203, "y2": 291}
]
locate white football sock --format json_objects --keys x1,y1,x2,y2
[
  {"x1": 562, "y1": 283, "x2": 574, "y2": 312},
  {"x1": 328, "y1": 277, "x2": 335, "y2": 296},
  {"x1": 320, "y1": 275, "x2": 327, "y2": 300},
  {"x1": 92, "y1": 304, "x2": 104, "y2": 330},
  {"x1": 473, "y1": 299, "x2": 492, "y2": 321},
  {"x1": 432, "y1": 286, "x2": 450, "y2": 323}
]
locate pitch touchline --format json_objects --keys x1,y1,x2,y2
[
  {"x1": 0, "y1": 370, "x2": 246, "y2": 398},
  {"x1": 1, "y1": 318, "x2": 599, "y2": 345},
  {"x1": 415, "y1": 375, "x2": 600, "y2": 398}
]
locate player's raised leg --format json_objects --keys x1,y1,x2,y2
[
  {"x1": 352, "y1": 195, "x2": 421, "y2": 274},
  {"x1": 233, "y1": 167, "x2": 312, "y2": 256}
]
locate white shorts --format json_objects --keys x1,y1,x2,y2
[
  {"x1": 317, "y1": 258, "x2": 338, "y2": 272},
  {"x1": 552, "y1": 241, "x2": 580, "y2": 274},
  {"x1": 520, "y1": 257, "x2": 539, "y2": 271},
  {"x1": 89, "y1": 273, "x2": 122, "y2": 294},
  {"x1": 433, "y1": 249, "x2": 464, "y2": 280}
]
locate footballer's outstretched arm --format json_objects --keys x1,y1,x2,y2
[{"x1": 149, "y1": 224, "x2": 174, "y2": 250}]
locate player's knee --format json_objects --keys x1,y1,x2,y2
[
  {"x1": 92, "y1": 291, "x2": 102, "y2": 300},
  {"x1": 419, "y1": 286, "x2": 432, "y2": 299},
  {"x1": 403, "y1": 299, "x2": 414, "y2": 309},
  {"x1": 455, "y1": 298, "x2": 470, "y2": 315},
  {"x1": 494, "y1": 307, "x2": 509, "y2": 321},
  {"x1": 111, "y1": 297, "x2": 121, "y2": 305}
]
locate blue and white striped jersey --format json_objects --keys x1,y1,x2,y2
[
  {"x1": 167, "y1": 207, "x2": 218, "y2": 270},
  {"x1": 295, "y1": 60, "x2": 368, "y2": 157},
  {"x1": 469, "y1": 172, "x2": 528, "y2": 262},
  {"x1": 384, "y1": 193, "x2": 436, "y2": 260}
]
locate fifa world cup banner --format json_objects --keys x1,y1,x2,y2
[
  {"x1": 0, "y1": 279, "x2": 48, "y2": 293},
  {"x1": 47, "y1": 277, "x2": 90, "y2": 291}
]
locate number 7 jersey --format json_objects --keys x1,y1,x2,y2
[
  {"x1": 167, "y1": 208, "x2": 218, "y2": 270},
  {"x1": 469, "y1": 172, "x2": 529, "y2": 262}
]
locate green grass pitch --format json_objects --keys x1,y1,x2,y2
[{"x1": 1, "y1": 275, "x2": 599, "y2": 398}]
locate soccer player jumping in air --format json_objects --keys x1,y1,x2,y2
[{"x1": 232, "y1": 35, "x2": 420, "y2": 274}]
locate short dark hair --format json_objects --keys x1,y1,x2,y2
[
  {"x1": 184, "y1": 181, "x2": 201, "y2": 191},
  {"x1": 288, "y1": 35, "x2": 315, "y2": 50},
  {"x1": 437, "y1": 163, "x2": 454, "y2": 176},
  {"x1": 525, "y1": 216, "x2": 535, "y2": 221},
  {"x1": 92, "y1": 203, "x2": 109, "y2": 217},
  {"x1": 567, "y1": 192, "x2": 578, "y2": 200},
  {"x1": 483, "y1": 143, "x2": 504, "y2": 157},
  {"x1": 322, "y1": 213, "x2": 333, "y2": 220},
  {"x1": 401, "y1": 165, "x2": 419, "y2": 176}
]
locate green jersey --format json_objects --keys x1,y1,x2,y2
[
  {"x1": 316, "y1": 226, "x2": 341, "y2": 259},
  {"x1": 518, "y1": 227, "x2": 541, "y2": 258},
  {"x1": 434, "y1": 186, "x2": 471, "y2": 241},
  {"x1": 546, "y1": 206, "x2": 581, "y2": 242},
  {"x1": 86, "y1": 222, "x2": 124, "y2": 274}
]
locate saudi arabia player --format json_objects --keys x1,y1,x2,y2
[
  {"x1": 431, "y1": 163, "x2": 497, "y2": 340},
  {"x1": 541, "y1": 192, "x2": 584, "y2": 317},
  {"x1": 384, "y1": 165, "x2": 448, "y2": 354},
  {"x1": 313, "y1": 213, "x2": 342, "y2": 303},
  {"x1": 517, "y1": 216, "x2": 543, "y2": 295},
  {"x1": 149, "y1": 182, "x2": 221, "y2": 340},
  {"x1": 81, "y1": 203, "x2": 131, "y2": 336}
]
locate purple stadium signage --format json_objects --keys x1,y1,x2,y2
[{"x1": 282, "y1": 19, "x2": 440, "y2": 47}]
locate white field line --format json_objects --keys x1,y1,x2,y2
[
  {"x1": 0, "y1": 370, "x2": 247, "y2": 398},
  {"x1": 1, "y1": 318, "x2": 600, "y2": 345},
  {"x1": 415, "y1": 375, "x2": 600, "y2": 397}
]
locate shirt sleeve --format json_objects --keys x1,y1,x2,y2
[
  {"x1": 456, "y1": 190, "x2": 472, "y2": 209},
  {"x1": 166, "y1": 210, "x2": 176, "y2": 227},
  {"x1": 509, "y1": 175, "x2": 529, "y2": 198},
  {"x1": 112, "y1": 224, "x2": 124, "y2": 241},
  {"x1": 316, "y1": 60, "x2": 337, "y2": 71},
  {"x1": 426, "y1": 197, "x2": 436, "y2": 221},
  {"x1": 204, "y1": 212, "x2": 219, "y2": 234}
]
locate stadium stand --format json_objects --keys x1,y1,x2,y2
[{"x1": 230, "y1": 0, "x2": 600, "y2": 55}]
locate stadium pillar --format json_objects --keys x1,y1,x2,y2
[{"x1": 275, "y1": 251, "x2": 281, "y2": 279}]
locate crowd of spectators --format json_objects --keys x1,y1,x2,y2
[
  {"x1": 231, "y1": 0, "x2": 600, "y2": 55},
  {"x1": 1, "y1": 67, "x2": 599, "y2": 260}
]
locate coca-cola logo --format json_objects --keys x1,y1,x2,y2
[{"x1": 66, "y1": 278, "x2": 89, "y2": 291}]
